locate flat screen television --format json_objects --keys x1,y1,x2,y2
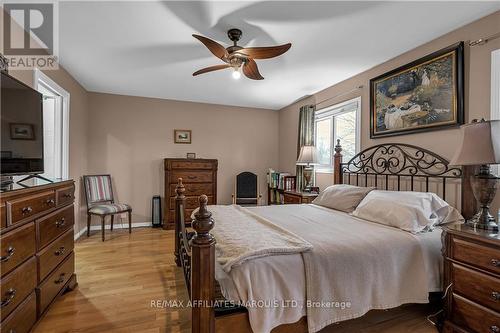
[{"x1": 1, "y1": 72, "x2": 44, "y2": 176}]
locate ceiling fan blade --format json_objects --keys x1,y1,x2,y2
[
  {"x1": 192, "y1": 64, "x2": 231, "y2": 76},
  {"x1": 243, "y1": 59, "x2": 264, "y2": 80},
  {"x1": 235, "y1": 43, "x2": 291, "y2": 59},
  {"x1": 192, "y1": 34, "x2": 229, "y2": 61}
]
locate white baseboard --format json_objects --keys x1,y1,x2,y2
[{"x1": 74, "y1": 222, "x2": 152, "y2": 240}]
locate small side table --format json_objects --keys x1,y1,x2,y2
[{"x1": 283, "y1": 190, "x2": 318, "y2": 204}]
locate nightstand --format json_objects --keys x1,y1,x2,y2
[
  {"x1": 283, "y1": 190, "x2": 318, "y2": 204},
  {"x1": 442, "y1": 224, "x2": 500, "y2": 332}
]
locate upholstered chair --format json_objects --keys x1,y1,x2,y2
[
  {"x1": 232, "y1": 171, "x2": 262, "y2": 206},
  {"x1": 83, "y1": 175, "x2": 132, "y2": 241}
]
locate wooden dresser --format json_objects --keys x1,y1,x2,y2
[
  {"x1": 164, "y1": 159, "x2": 217, "y2": 229},
  {"x1": 0, "y1": 180, "x2": 77, "y2": 333},
  {"x1": 283, "y1": 190, "x2": 318, "y2": 204},
  {"x1": 442, "y1": 224, "x2": 500, "y2": 333}
]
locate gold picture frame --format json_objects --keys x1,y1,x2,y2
[{"x1": 174, "y1": 129, "x2": 192, "y2": 144}]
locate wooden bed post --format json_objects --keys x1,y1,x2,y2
[
  {"x1": 174, "y1": 178, "x2": 186, "y2": 267},
  {"x1": 191, "y1": 195, "x2": 216, "y2": 333},
  {"x1": 333, "y1": 139, "x2": 343, "y2": 184}
]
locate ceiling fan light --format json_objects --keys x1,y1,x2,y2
[{"x1": 232, "y1": 68, "x2": 241, "y2": 80}]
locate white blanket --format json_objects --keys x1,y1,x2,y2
[
  {"x1": 208, "y1": 205, "x2": 313, "y2": 272},
  {"x1": 212, "y1": 204, "x2": 442, "y2": 333}
]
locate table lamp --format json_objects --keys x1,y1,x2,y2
[
  {"x1": 450, "y1": 119, "x2": 500, "y2": 230},
  {"x1": 297, "y1": 145, "x2": 318, "y2": 192}
]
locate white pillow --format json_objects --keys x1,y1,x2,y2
[
  {"x1": 312, "y1": 184, "x2": 375, "y2": 213},
  {"x1": 351, "y1": 190, "x2": 464, "y2": 233}
]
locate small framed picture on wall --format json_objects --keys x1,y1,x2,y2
[{"x1": 174, "y1": 129, "x2": 192, "y2": 144}]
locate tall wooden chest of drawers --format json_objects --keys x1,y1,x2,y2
[
  {"x1": 442, "y1": 224, "x2": 500, "y2": 333},
  {"x1": 0, "y1": 180, "x2": 77, "y2": 333},
  {"x1": 164, "y1": 159, "x2": 217, "y2": 229}
]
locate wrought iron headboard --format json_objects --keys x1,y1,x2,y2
[{"x1": 334, "y1": 141, "x2": 462, "y2": 202}]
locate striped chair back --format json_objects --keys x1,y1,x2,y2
[{"x1": 83, "y1": 175, "x2": 114, "y2": 207}]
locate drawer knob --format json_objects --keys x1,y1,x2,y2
[
  {"x1": 187, "y1": 175, "x2": 197, "y2": 180},
  {"x1": 0, "y1": 246, "x2": 15, "y2": 262},
  {"x1": 21, "y1": 206, "x2": 33, "y2": 214},
  {"x1": 0, "y1": 288, "x2": 16, "y2": 308},
  {"x1": 491, "y1": 326, "x2": 500, "y2": 333},
  {"x1": 46, "y1": 199, "x2": 55, "y2": 205},
  {"x1": 55, "y1": 246, "x2": 66, "y2": 256},
  {"x1": 492, "y1": 292, "x2": 500, "y2": 301},
  {"x1": 491, "y1": 259, "x2": 500, "y2": 267},
  {"x1": 63, "y1": 193, "x2": 72, "y2": 198},
  {"x1": 55, "y1": 218, "x2": 66, "y2": 228},
  {"x1": 55, "y1": 273, "x2": 66, "y2": 284}
]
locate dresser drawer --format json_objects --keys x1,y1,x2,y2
[
  {"x1": 56, "y1": 185, "x2": 75, "y2": 207},
  {"x1": 37, "y1": 252, "x2": 74, "y2": 315},
  {"x1": 451, "y1": 294, "x2": 500, "y2": 333},
  {"x1": 169, "y1": 183, "x2": 214, "y2": 197},
  {"x1": 6, "y1": 191, "x2": 56, "y2": 226},
  {"x1": 0, "y1": 257, "x2": 36, "y2": 320},
  {"x1": 453, "y1": 263, "x2": 500, "y2": 313},
  {"x1": 37, "y1": 228, "x2": 74, "y2": 282},
  {"x1": 168, "y1": 208, "x2": 196, "y2": 223},
  {"x1": 0, "y1": 291, "x2": 36, "y2": 333},
  {"x1": 0, "y1": 222, "x2": 36, "y2": 277},
  {"x1": 36, "y1": 205, "x2": 74, "y2": 250},
  {"x1": 169, "y1": 196, "x2": 214, "y2": 210},
  {"x1": 170, "y1": 161, "x2": 216, "y2": 170},
  {"x1": 452, "y1": 237, "x2": 500, "y2": 275},
  {"x1": 170, "y1": 170, "x2": 213, "y2": 183}
]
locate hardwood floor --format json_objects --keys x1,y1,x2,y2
[
  {"x1": 34, "y1": 228, "x2": 190, "y2": 333},
  {"x1": 34, "y1": 228, "x2": 439, "y2": 333}
]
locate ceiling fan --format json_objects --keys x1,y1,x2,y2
[{"x1": 192, "y1": 28, "x2": 291, "y2": 80}]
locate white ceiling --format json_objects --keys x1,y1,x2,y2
[{"x1": 58, "y1": 1, "x2": 500, "y2": 110}]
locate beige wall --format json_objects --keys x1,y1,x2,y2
[
  {"x1": 279, "y1": 11, "x2": 500, "y2": 214},
  {"x1": 1, "y1": 10, "x2": 90, "y2": 233},
  {"x1": 87, "y1": 92, "x2": 279, "y2": 224}
]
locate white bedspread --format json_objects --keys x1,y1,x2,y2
[{"x1": 212, "y1": 204, "x2": 443, "y2": 333}]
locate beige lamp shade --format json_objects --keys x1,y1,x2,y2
[
  {"x1": 450, "y1": 120, "x2": 500, "y2": 166},
  {"x1": 297, "y1": 145, "x2": 319, "y2": 165}
]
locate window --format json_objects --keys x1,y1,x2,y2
[
  {"x1": 315, "y1": 97, "x2": 360, "y2": 172},
  {"x1": 34, "y1": 69, "x2": 70, "y2": 180}
]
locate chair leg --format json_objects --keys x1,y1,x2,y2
[
  {"x1": 128, "y1": 210, "x2": 132, "y2": 234},
  {"x1": 101, "y1": 215, "x2": 106, "y2": 241},
  {"x1": 87, "y1": 214, "x2": 91, "y2": 237},
  {"x1": 111, "y1": 215, "x2": 114, "y2": 231}
]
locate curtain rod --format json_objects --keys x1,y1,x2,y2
[
  {"x1": 469, "y1": 32, "x2": 500, "y2": 47},
  {"x1": 314, "y1": 85, "x2": 364, "y2": 108},
  {"x1": 306, "y1": 33, "x2": 498, "y2": 109}
]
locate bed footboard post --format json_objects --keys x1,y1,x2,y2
[
  {"x1": 191, "y1": 195, "x2": 216, "y2": 333},
  {"x1": 174, "y1": 178, "x2": 186, "y2": 267},
  {"x1": 333, "y1": 139, "x2": 343, "y2": 184}
]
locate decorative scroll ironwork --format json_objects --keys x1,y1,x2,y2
[
  {"x1": 342, "y1": 143, "x2": 461, "y2": 178},
  {"x1": 177, "y1": 205, "x2": 192, "y2": 297}
]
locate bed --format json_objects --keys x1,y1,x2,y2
[{"x1": 173, "y1": 142, "x2": 476, "y2": 333}]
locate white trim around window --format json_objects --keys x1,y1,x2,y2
[
  {"x1": 315, "y1": 97, "x2": 361, "y2": 173},
  {"x1": 33, "y1": 68, "x2": 70, "y2": 179}
]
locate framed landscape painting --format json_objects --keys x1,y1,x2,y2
[
  {"x1": 370, "y1": 42, "x2": 464, "y2": 138},
  {"x1": 174, "y1": 129, "x2": 192, "y2": 144}
]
